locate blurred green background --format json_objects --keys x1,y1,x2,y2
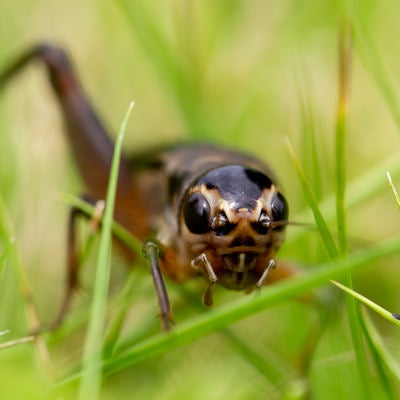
[{"x1": 1, "y1": 0, "x2": 400, "y2": 399}]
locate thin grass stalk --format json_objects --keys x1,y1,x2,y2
[
  {"x1": 0, "y1": 197, "x2": 53, "y2": 376},
  {"x1": 105, "y1": 237, "x2": 400, "y2": 375},
  {"x1": 55, "y1": 235, "x2": 400, "y2": 388},
  {"x1": 360, "y1": 315, "x2": 398, "y2": 399},
  {"x1": 386, "y1": 171, "x2": 400, "y2": 209},
  {"x1": 330, "y1": 281, "x2": 400, "y2": 327},
  {"x1": 335, "y1": 23, "x2": 351, "y2": 255},
  {"x1": 285, "y1": 137, "x2": 338, "y2": 258},
  {"x1": 362, "y1": 313, "x2": 400, "y2": 382},
  {"x1": 335, "y1": 22, "x2": 373, "y2": 398},
  {"x1": 301, "y1": 92, "x2": 323, "y2": 202},
  {"x1": 175, "y1": 286, "x2": 294, "y2": 392},
  {"x1": 60, "y1": 193, "x2": 143, "y2": 255},
  {"x1": 331, "y1": 280, "x2": 400, "y2": 398},
  {"x1": 102, "y1": 271, "x2": 138, "y2": 358},
  {"x1": 78, "y1": 102, "x2": 135, "y2": 400},
  {"x1": 290, "y1": 151, "x2": 400, "y2": 243}
]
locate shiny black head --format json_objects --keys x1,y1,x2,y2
[{"x1": 181, "y1": 165, "x2": 288, "y2": 237}]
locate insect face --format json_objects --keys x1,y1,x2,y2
[{"x1": 181, "y1": 165, "x2": 288, "y2": 291}]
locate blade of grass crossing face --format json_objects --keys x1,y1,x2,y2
[{"x1": 78, "y1": 102, "x2": 135, "y2": 400}]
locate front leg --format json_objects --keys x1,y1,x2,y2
[
  {"x1": 191, "y1": 253, "x2": 218, "y2": 307},
  {"x1": 142, "y1": 240, "x2": 174, "y2": 331},
  {"x1": 52, "y1": 199, "x2": 174, "y2": 333},
  {"x1": 48, "y1": 194, "x2": 103, "y2": 330}
]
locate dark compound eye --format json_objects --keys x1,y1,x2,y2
[
  {"x1": 183, "y1": 192, "x2": 211, "y2": 234},
  {"x1": 211, "y1": 211, "x2": 235, "y2": 236},
  {"x1": 270, "y1": 192, "x2": 288, "y2": 230},
  {"x1": 252, "y1": 192, "x2": 288, "y2": 234},
  {"x1": 252, "y1": 211, "x2": 271, "y2": 234}
]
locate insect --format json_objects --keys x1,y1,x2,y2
[{"x1": 0, "y1": 43, "x2": 291, "y2": 331}]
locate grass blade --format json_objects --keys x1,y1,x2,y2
[
  {"x1": 78, "y1": 102, "x2": 135, "y2": 400},
  {"x1": 56, "y1": 235, "x2": 400, "y2": 387},
  {"x1": 386, "y1": 171, "x2": 400, "y2": 209},
  {"x1": 335, "y1": 23, "x2": 351, "y2": 255},
  {"x1": 330, "y1": 280, "x2": 400, "y2": 327},
  {"x1": 285, "y1": 137, "x2": 338, "y2": 258},
  {"x1": 59, "y1": 193, "x2": 143, "y2": 255},
  {"x1": 106, "y1": 237, "x2": 399, "y2": 374},
  {"x1": 332, "y1": 277, "x2": 400, "y2": 397},
  {"x1": 289, "y1": 152, "x2": 400, "y2": 243},
  {"x1": 335, "y1": 23, "x2": 373, "y2": 398}
]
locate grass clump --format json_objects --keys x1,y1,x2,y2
[{"x1": 1, "y1": 1, "x2": 400, "y2": 399}]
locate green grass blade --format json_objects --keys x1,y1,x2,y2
[
  {"x1": 221, "y1": 329, "x2": 295, "y2": 394},
  {"x1": 100, "y1": 237, "x2": 400, "y2": 376},
  {"x1": 298, "y1": 85, "x2": 323, "y2": 203},
  {"x1": 78, "y1": 102, "x2": 135, "y2": 400},
  {"x1": 174, "y1": 287, "x2": 294, "y2": 393},
  {"x1": 102, "y1": 271, "x2": 139, "y2": 358},
  {"x1": 289, "y1": 151, "x2": 400, "y2": 244},
  {"x1": 56, "y1": 235, "x2": 400, "y2": 387},
  {"x1": 330, "y1": 280, "x2": 400, "y2": 327},
  {"x1": 362, "y1": 313, "x2": 400, "y2": 382},
  {"x1": 60, "y1": 193, "x2": 143, "y2": 255},
  {"x1": 333, "y1": 278, "x2": 400, "y2": 398},
  {"x1": 334, "y1": 23, "x2": 372, "y2": 398},
  {"x1": 285, "y1": 137, "x2": 338, "y2": 258},
  {"x1": 386, "y1": 171, "x2": 400, "y2": 209},
  {"x1": 335, "y1": 23, "x2": 351, "y2": 255}
]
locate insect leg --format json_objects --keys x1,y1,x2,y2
[
  {"x1": 0, "y1": 44, "x2": 116, "y2": 192},
  {"x1": 0, "y1": 43, "x2": 149, "y2": 240},
  {"x1": 256, "y1": 259, "x2": 276, "y2": 289},
  {"x1": 142, "y1": 240, "x2": 174, "y2": 332},
  {"x1": 49, "y1": 194, "x2": 102, "y2": 330},
  {"x1": 191, "y1": 254, "x2": 218, "y2": 306}
]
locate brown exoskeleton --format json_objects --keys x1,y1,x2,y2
[{"x1": 0, "y1": 43, "x2": 293, "y2": 331}]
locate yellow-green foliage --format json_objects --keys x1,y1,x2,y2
[{"x1": 1, "y1": 1, "x2": 400, "y2": 399}]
